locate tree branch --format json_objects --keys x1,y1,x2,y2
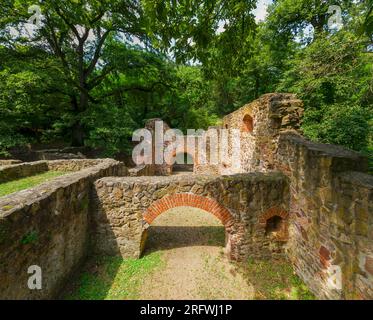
[{"x1": 85, "y1": 29, "x2": 112, "y2": 77}]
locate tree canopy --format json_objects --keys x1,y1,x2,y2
[{"x1": 0, "y1": 0, "x2": 371, "y2": 162}]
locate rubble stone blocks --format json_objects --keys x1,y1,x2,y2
[
  {"x1": 92, "y1": 173, "x2": 289, "y2": 262},
  {"x1": 0, "y1": 159, "x2": 127, "y2": 300}
]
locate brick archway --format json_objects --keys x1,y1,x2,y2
[
  {"x1": 142, "y1": 193, "x2": 237, "y2": 260},
  {"x1": 143, "y1": 193, "x2": 234, "y2": 226}
]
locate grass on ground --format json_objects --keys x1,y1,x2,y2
[
  {"x1": 0, "y1": 171, "x2": 68, "y2": 197},
  {"x1": 65, "y1": 252, "x2": 164, "y2": 300},
  {"x1": 242, "y1": 258, "x2": 315, "y2": 300}
]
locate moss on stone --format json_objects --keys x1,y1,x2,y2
[
  {"x1": 1, "y1": 205, "x2": 14, "y2": 211},
  {"x1": 20, "y1": 231, "x2": 38, "y2": 245}
]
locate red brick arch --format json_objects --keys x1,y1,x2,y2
[
  {"x1": 258, "y1": 206, "x2": 288, "y2": 224},
  {"x1": 143, "y1": 193, "x2": 234, "y2": 226}
]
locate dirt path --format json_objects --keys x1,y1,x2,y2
[{"x1": 139, "y1": 207, "x2": 254, "y2": 300}]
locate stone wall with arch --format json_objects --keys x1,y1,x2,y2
[
  {"x1": 0, "y1": 93, "x2": 371, "y2": 300},
  {"x1": 92, "y1": 173, "x2": 290, "y2": 261}
]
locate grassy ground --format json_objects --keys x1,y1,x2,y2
[
  {"x1": 65, "y1": 207, "x2": 315, "y2": 300},
  {"x1": 65, "y1": 252, "x2": 164, "y2": 300},
  {"x1": 0, "y1": 171, "x2": 68, "y2": 197},
  {"x1": 241, "y1": 258, "x2": 315, "y2": 300}
]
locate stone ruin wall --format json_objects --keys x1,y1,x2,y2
[
  {"x1": 0, "y1": 160, "x2": 22, "y2": 167},
  {"x1": 223, "y1": 93, "x2": 304, "y2": 173},
  {"x1": 141, "y1": 119, "x2": 203, "y2": 176},
  {"x1": 0, "y1": 159, "x2": 127, "y2": 300},
  {"x1": 221, "y1": 93, "x2": 372, "y2": 300},
  {"x1": 1, "y1": 146, "x2": 91, "y2": 163},
  {"x1": 91, "y1": 173, "x2": 289, "y2": 262},
  {"x1": 275, "y1": 132, "x2": 372, "y2": 300},
  {"x1": 0, "y1": 159, "x2": 113, "y2": 183},
  {"x1": 0, "y1": 93, "x2": 371, "y2": 300},
  {"x1": 144, "y1": 119, "x2": 173, "y2": 176}
]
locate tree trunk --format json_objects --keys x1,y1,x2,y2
[
  {"x1": 71, "y1": 121, "x2": 85, "y2": 147},
  {"x1": 70, "y1": 92, "x2": 88, "y2": 147}
]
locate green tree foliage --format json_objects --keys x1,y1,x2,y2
[
  {"x1": 360, "y1": 0, "x2": 373, "y2": 42},
  {"x1": 1, "y1": 0, "x2": 254, "y2": 155},
  {"x1": 270, "y1": 1, "x2": 372, "y2": 153},
  {"x1": 0, "y1": 0, "x2": 371, "y2": 159},
  {"x1": 212, "y1": 0, "x2": 372, "y2": 153}
]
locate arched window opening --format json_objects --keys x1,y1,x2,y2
[{"x1": 242, "y1": 114, "x2": 253, "y2": 133}]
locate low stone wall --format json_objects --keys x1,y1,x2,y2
[
  {"x1": 5, "y1": 146, "x2": 90, "y2": 162},
  {"x1": 0, "y1": 160, "x2": 22, "y2": 166},
  {"x1": 0, "y1": 161, "x2": 49, "y2": 183},
  {"x1": 0, "y1": 159, "x2": 111, "y2": 183},
  {"x1": 36, "y1": 152, "x2": 86, "y2": 160},
  {"x1": 92, "y1": 173, "x2": 289, "y2": 262},
  {"x1": 46, "y1": 159, "x2": 107, "y2": 172},
  {"x1": 128, "y1": 164, "x2": 155, "y2": 177},
  {"x1": 275, "y1": 132, "x2": 372, "y2": 300},
  {"x1": 0, "y1": 159, "x2": 127, "y2": 300}
]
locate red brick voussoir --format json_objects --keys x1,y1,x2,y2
[{"x1": 143, "y1": 193, "x2": 234, "y2": 226}]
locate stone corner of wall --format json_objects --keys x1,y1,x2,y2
[
  {"x1": 335, "y1": 170, "x2": 373, "y2": 189},
  {"x1": 278, "y1": 131, "x2": 368, "y2": 173}
]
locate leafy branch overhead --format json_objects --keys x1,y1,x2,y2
[{"x1": 0, "y1": 0, "x2": 371, "y2": 158}]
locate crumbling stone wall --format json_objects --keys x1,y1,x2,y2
[
  {"x1": 193, "y1": 127, "x2": 225, "y2": 175},
  {"x1": 144, "y1": 118, "x2": 173, "y2": 175},
  {"x1": 138, "y1": 119, "x2": 200, "y2": 175},
  {"x1": 1, "y1": 92, "x2": 371, "y2": 301},
  {"x1": 223, "y1": 93, "x2": 303, "y2": 173},
  {"x1": 128, "y1": 164, "x2": 155, "y2": 177},
  {"x1": 275, "y1": 132, "x2": 372, "y2": 300},
  {"x1": 0, "y1": 161, "x2": 49, "y2": 183},
  {"x1": 92, "y1": 173, "x2": 289, "y2": 261},
  {"x1": 220, "y1": 93, "x2": 372, "y2": 300},
  {"x1": 46, "y1": 159, "x2": 108, "y2": 172},
  {"x1": 34, "y1": 148, "x2": 86, "y2": 160},
  {"x1": 0, "y1": 159, "x2": 127, "y2": 299},
  {"x1": 0, "y1": 160, "x2": 22, "y2": 167},
  {"x1": 2, "y1": 146, "x2": 91, "y2": 162},
  {"x1": 0, "y1": 159, "x2": 111, "y2": 183}
]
